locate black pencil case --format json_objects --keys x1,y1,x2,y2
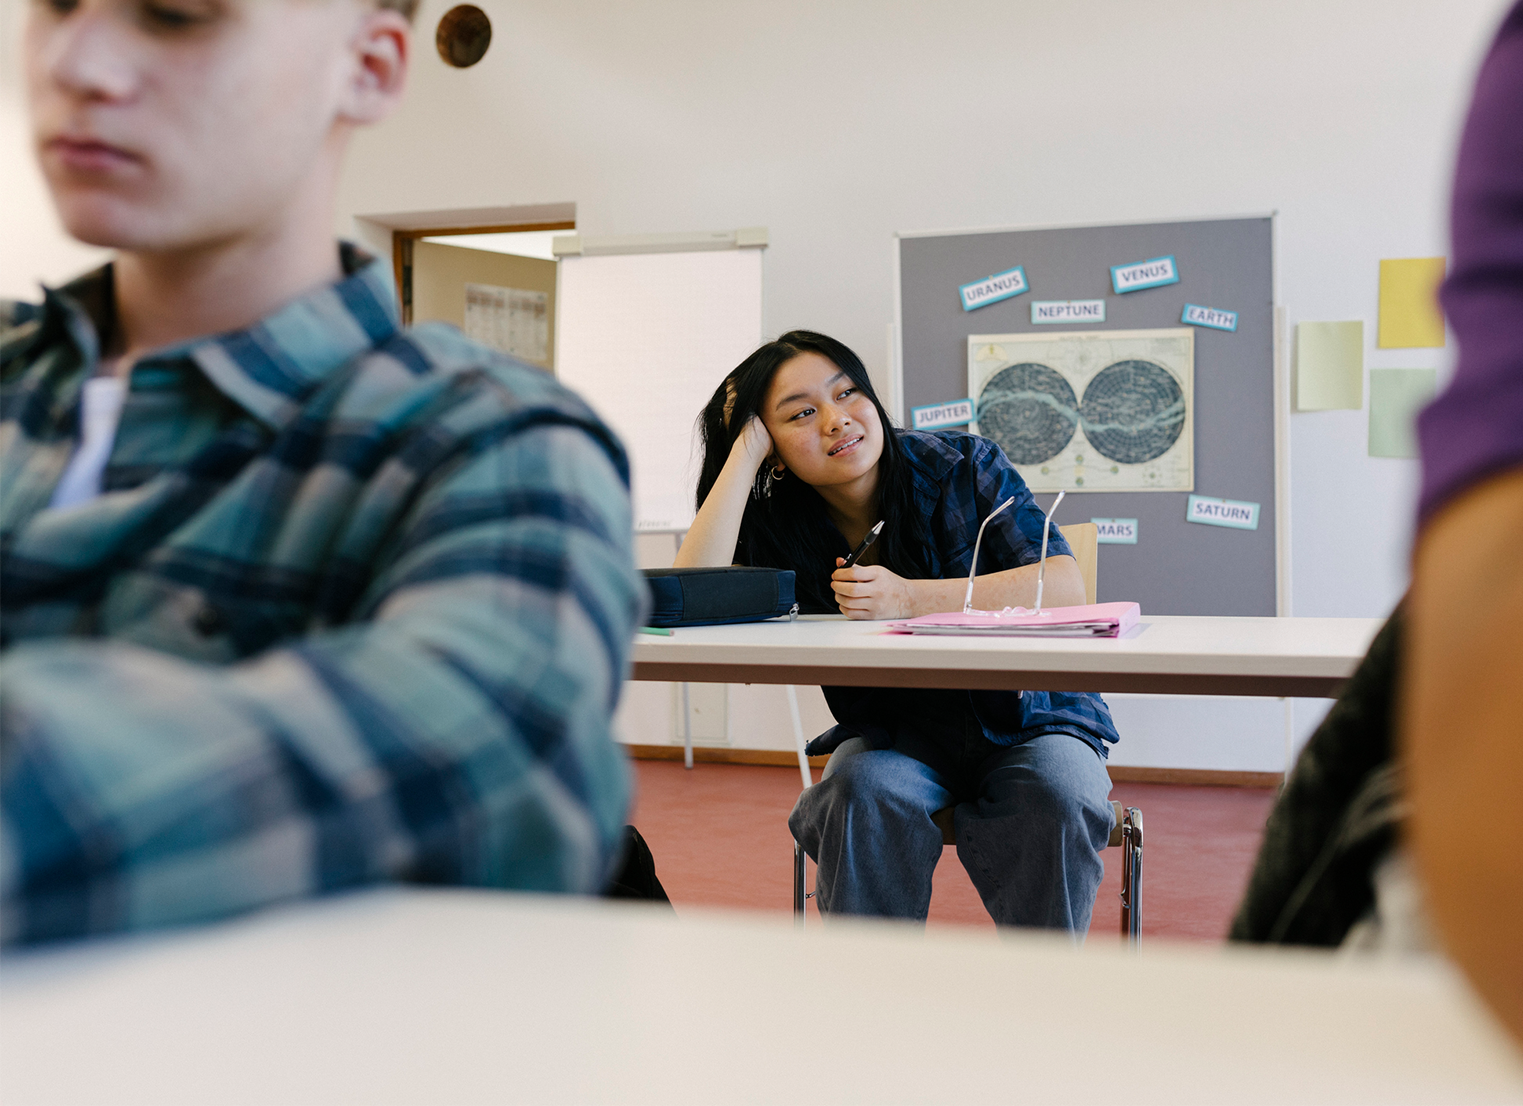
[{"x1": 642, "y1": 567, "x2": 799, "y2": 627}]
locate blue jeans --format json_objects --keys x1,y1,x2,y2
[{"x1": 788, "y1": 719, "x2": 1114, "y2": 932}]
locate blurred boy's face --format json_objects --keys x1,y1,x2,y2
[{"x1": 26, "y1": 0, "x2": 402, "y2": 252}]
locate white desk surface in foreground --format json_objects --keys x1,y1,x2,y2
[
  {"x1": 632, "y1": 614, "x2": 1383, "y2": 697},
  {"x1": 2, "y1": 889, "x2": 1519, "y2": 1106}
]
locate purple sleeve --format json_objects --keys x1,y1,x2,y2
[{"x1": 1418, "y1": 1, "x2": 1523, "y2": 525}]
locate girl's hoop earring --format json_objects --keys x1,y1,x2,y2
[{"x1": 759, "y1": 463, "x2": 786, "y2": 499}]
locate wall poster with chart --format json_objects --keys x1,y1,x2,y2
[
  {"x1": 463, "y1": 282, "x2": 550, "y2": 365},
  {"x1": 968, "y1": 328, "x2": 1194, "y2": 494}
]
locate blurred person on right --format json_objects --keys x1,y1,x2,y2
[{"x1": 1406, "y1": 0, "x2": 1523, "y2": 1048}]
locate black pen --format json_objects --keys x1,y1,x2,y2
[{"x1": 840, "y1": 520, "x2": 885, "y2": 568}]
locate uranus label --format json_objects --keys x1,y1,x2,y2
[
  {"x1": 1111, "y1": 256, "x2": 1179, "y2": 294},
  {"x1": 959, "y1": 267, "x2": 1029, "y2": 311},
  {"x1": 1186, "y1": 495, "x2": 1260, "y2": 530},
  {"x1": 1182, "y1": 304, "x2": 1238, "y2": 331},
  {"x1": 1091, "y1": 518, "x2": 1138, "y2": 544},
  {"x1": 1031, "y1": 299, "x2": 1106, "y2": 325},
  {"x1": 911, "y1": 398, "x2": 975, "y2": 430}
]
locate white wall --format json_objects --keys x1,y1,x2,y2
[
  {"x1": 339, "y1": 0, "x2": 1499, "y2": 768},
  {"x1": 0, "y1": 8, "x2": 111, "y2": 300},
  {"x1": 4, "y1": 1, "x2": 1502, "y2": 768}
]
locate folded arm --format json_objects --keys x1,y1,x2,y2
[
  {"x1": 0, "y1": 422, "x2": 644, "y2": 944},
  {"x1": 830, "y1": 557, "x2": 1084, "y2": 620}
]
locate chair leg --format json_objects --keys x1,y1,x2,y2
[
  {"x1": 789, "y1": 688, "x2": 813, "y2": 926},
  {"x1": 793, "y1": 840, "x2": 807, "y2": 926},
  {"x1": 680, "y1": 682, "x2": 693, "y2": 770},
  {"x1": 786, "y1": 686, "x2": 811, "y2": 791},
  {"x1": 1119, "y1": 807, "x2": 1143, "y2": 946}
]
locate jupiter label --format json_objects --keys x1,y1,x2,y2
[{"x1": 911, "y1": 398, "x2": 975, "y2": 430}]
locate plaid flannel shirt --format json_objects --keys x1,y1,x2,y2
[
  {"x1": 815, "y1": 430, "x2": 1121, "y2": 756},
  {"x1": 0, "y1": 246, "x2": 645, "y2": 944}
]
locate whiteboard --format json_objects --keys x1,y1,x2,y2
[{"x1": 556, "y1": 249, "x2": 763, "y2": 531}]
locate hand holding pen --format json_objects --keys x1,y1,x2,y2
[
  {"x1": 833, "y1": 522, "x2": 916, "y2": 620},
  {"x1": 839, "y1": 520, "x2": 884, "y2": 568}
]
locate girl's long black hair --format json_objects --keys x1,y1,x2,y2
[{"x1": 695, "y1": 330, "x2": 932, "y2": 612}]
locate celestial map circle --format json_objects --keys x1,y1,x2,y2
[
  {"x1": 976, "y1": 362, "x2": 1078, "y2": 465},
  {"x1": 1078, "y1": 359, "x2": 1185, "y2": 465}
]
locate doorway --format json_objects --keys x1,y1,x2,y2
[{"x1": 360, "y1": 204, "x2": 575, "y2": 373}]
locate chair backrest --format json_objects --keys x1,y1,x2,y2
[{"x1": 1062, "y1": 522, "x2": 1099, "y2": 605}]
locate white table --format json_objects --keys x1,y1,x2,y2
[
  {"x1": 632, "y1": 614, "x2": 1384, "y2": 697},
  {"x1": 2, "y1": 889, "x2": 1519, "y2": 1105}
]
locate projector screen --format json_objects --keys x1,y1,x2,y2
[{"x1": 555, "y1": 248, "x2": 764, "y2": 532}]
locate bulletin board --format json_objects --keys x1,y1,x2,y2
[{"x1": 896, "y1": 216, "x2": 1276, "y2": 616}]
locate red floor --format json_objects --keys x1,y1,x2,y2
[{"x1": 628, "y1": 759, "x2": 1277, "y2": 944}]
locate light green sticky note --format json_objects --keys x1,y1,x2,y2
[
  {"x1": 1296, "y1": 321, "x2": 1364, "y2": 411},
  {"x1": 1369, "y1": 368, "x2": 1438, "y2": 458}
]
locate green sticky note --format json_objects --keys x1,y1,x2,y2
[
  {"x1": 1296, "y1": 321, "x2": 1364, "y2": 410},
  {"x1": 1368, "y1": 368, "x2": 1439, "y2": 459}
]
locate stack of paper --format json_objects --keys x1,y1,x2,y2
[{"x1": 887, "y1": 602, "x2": 1141, "y2": 638}]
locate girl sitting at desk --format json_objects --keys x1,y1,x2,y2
[{"x1": 675, "y1": 330, "x2": 1120, "y2": 931}]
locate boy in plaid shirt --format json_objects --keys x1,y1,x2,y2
[{"x1": 1, "y1": 0, "x2": 644, "y2": 942}]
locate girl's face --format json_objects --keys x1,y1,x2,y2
[{"x1": 760, "y1": 352, "x2": 882, "y2": 490}]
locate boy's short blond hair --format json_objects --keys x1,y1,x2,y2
[{"x1": 377, "y1": 0, "x2": 419, "y2": 20}]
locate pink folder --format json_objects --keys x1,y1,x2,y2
[{"x1": 886, "y1": 602, "x2": 1142, "y2": 638}]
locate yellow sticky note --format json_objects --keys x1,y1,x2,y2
[
  {"x1": 1378, "y1": 258, "x2": 1446, "y2": 348},
  {"x1": 1296, "y1": 321, "x2": 1363, "y2": 411}
]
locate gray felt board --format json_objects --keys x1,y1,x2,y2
[{"x1": 897, "y1": 216, "x2": 1275, "y2": 616}]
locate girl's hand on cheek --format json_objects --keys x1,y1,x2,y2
[
  {"x1": 830, "y1": 561, "x2": 915, "y2": 620},
  {"x1": 736, "y1": 415, "x2": 773, "y2": 468}
]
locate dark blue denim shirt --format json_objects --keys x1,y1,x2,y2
[{"x1": 814, "y1": 430, "x2": 1120, "y2": 758}]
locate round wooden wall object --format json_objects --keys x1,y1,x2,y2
[{"x1": 436, "y1": 5, "x2": 492, "y2": 68}]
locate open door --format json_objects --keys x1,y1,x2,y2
[
  {"x1": 357, "y1": 203, "x2": 574, "y2": 372},
  {"x1": 410, "y1": 241, "x2": 557, "y2": 371}
]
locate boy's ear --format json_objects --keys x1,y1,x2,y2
[{"x1": 339, "y1": 7, "x2": 410, "y2": 126}]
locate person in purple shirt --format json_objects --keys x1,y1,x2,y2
[{"x1": 1407, "y1": 0, "x2": 1523, "y2": 1049}]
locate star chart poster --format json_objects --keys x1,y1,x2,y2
[{"x1": 967, "y1": 328, "x2": 1194, "y2": 493}]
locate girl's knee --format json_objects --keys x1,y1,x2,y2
[
  {"x1": 819, "y1": 749, "x2": 898, "y2": 803},
  {"x1": 984, "y1": 763, "x2": 1107, "y2": 827}
]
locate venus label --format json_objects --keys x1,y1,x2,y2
[{"x1": 1110, "y1": 256, "x2": 1180, "y2": 295}]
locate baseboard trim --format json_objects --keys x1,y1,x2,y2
[
  {"x1": 1107, "y1": 766, "x2": 1281, "y2": 788},
  {"x1": 624, "y1": 744, "x2": 1280, "y2": 787},
  {"x1": 624, "y1": 744, "x2": 830, "y2": 768}
]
